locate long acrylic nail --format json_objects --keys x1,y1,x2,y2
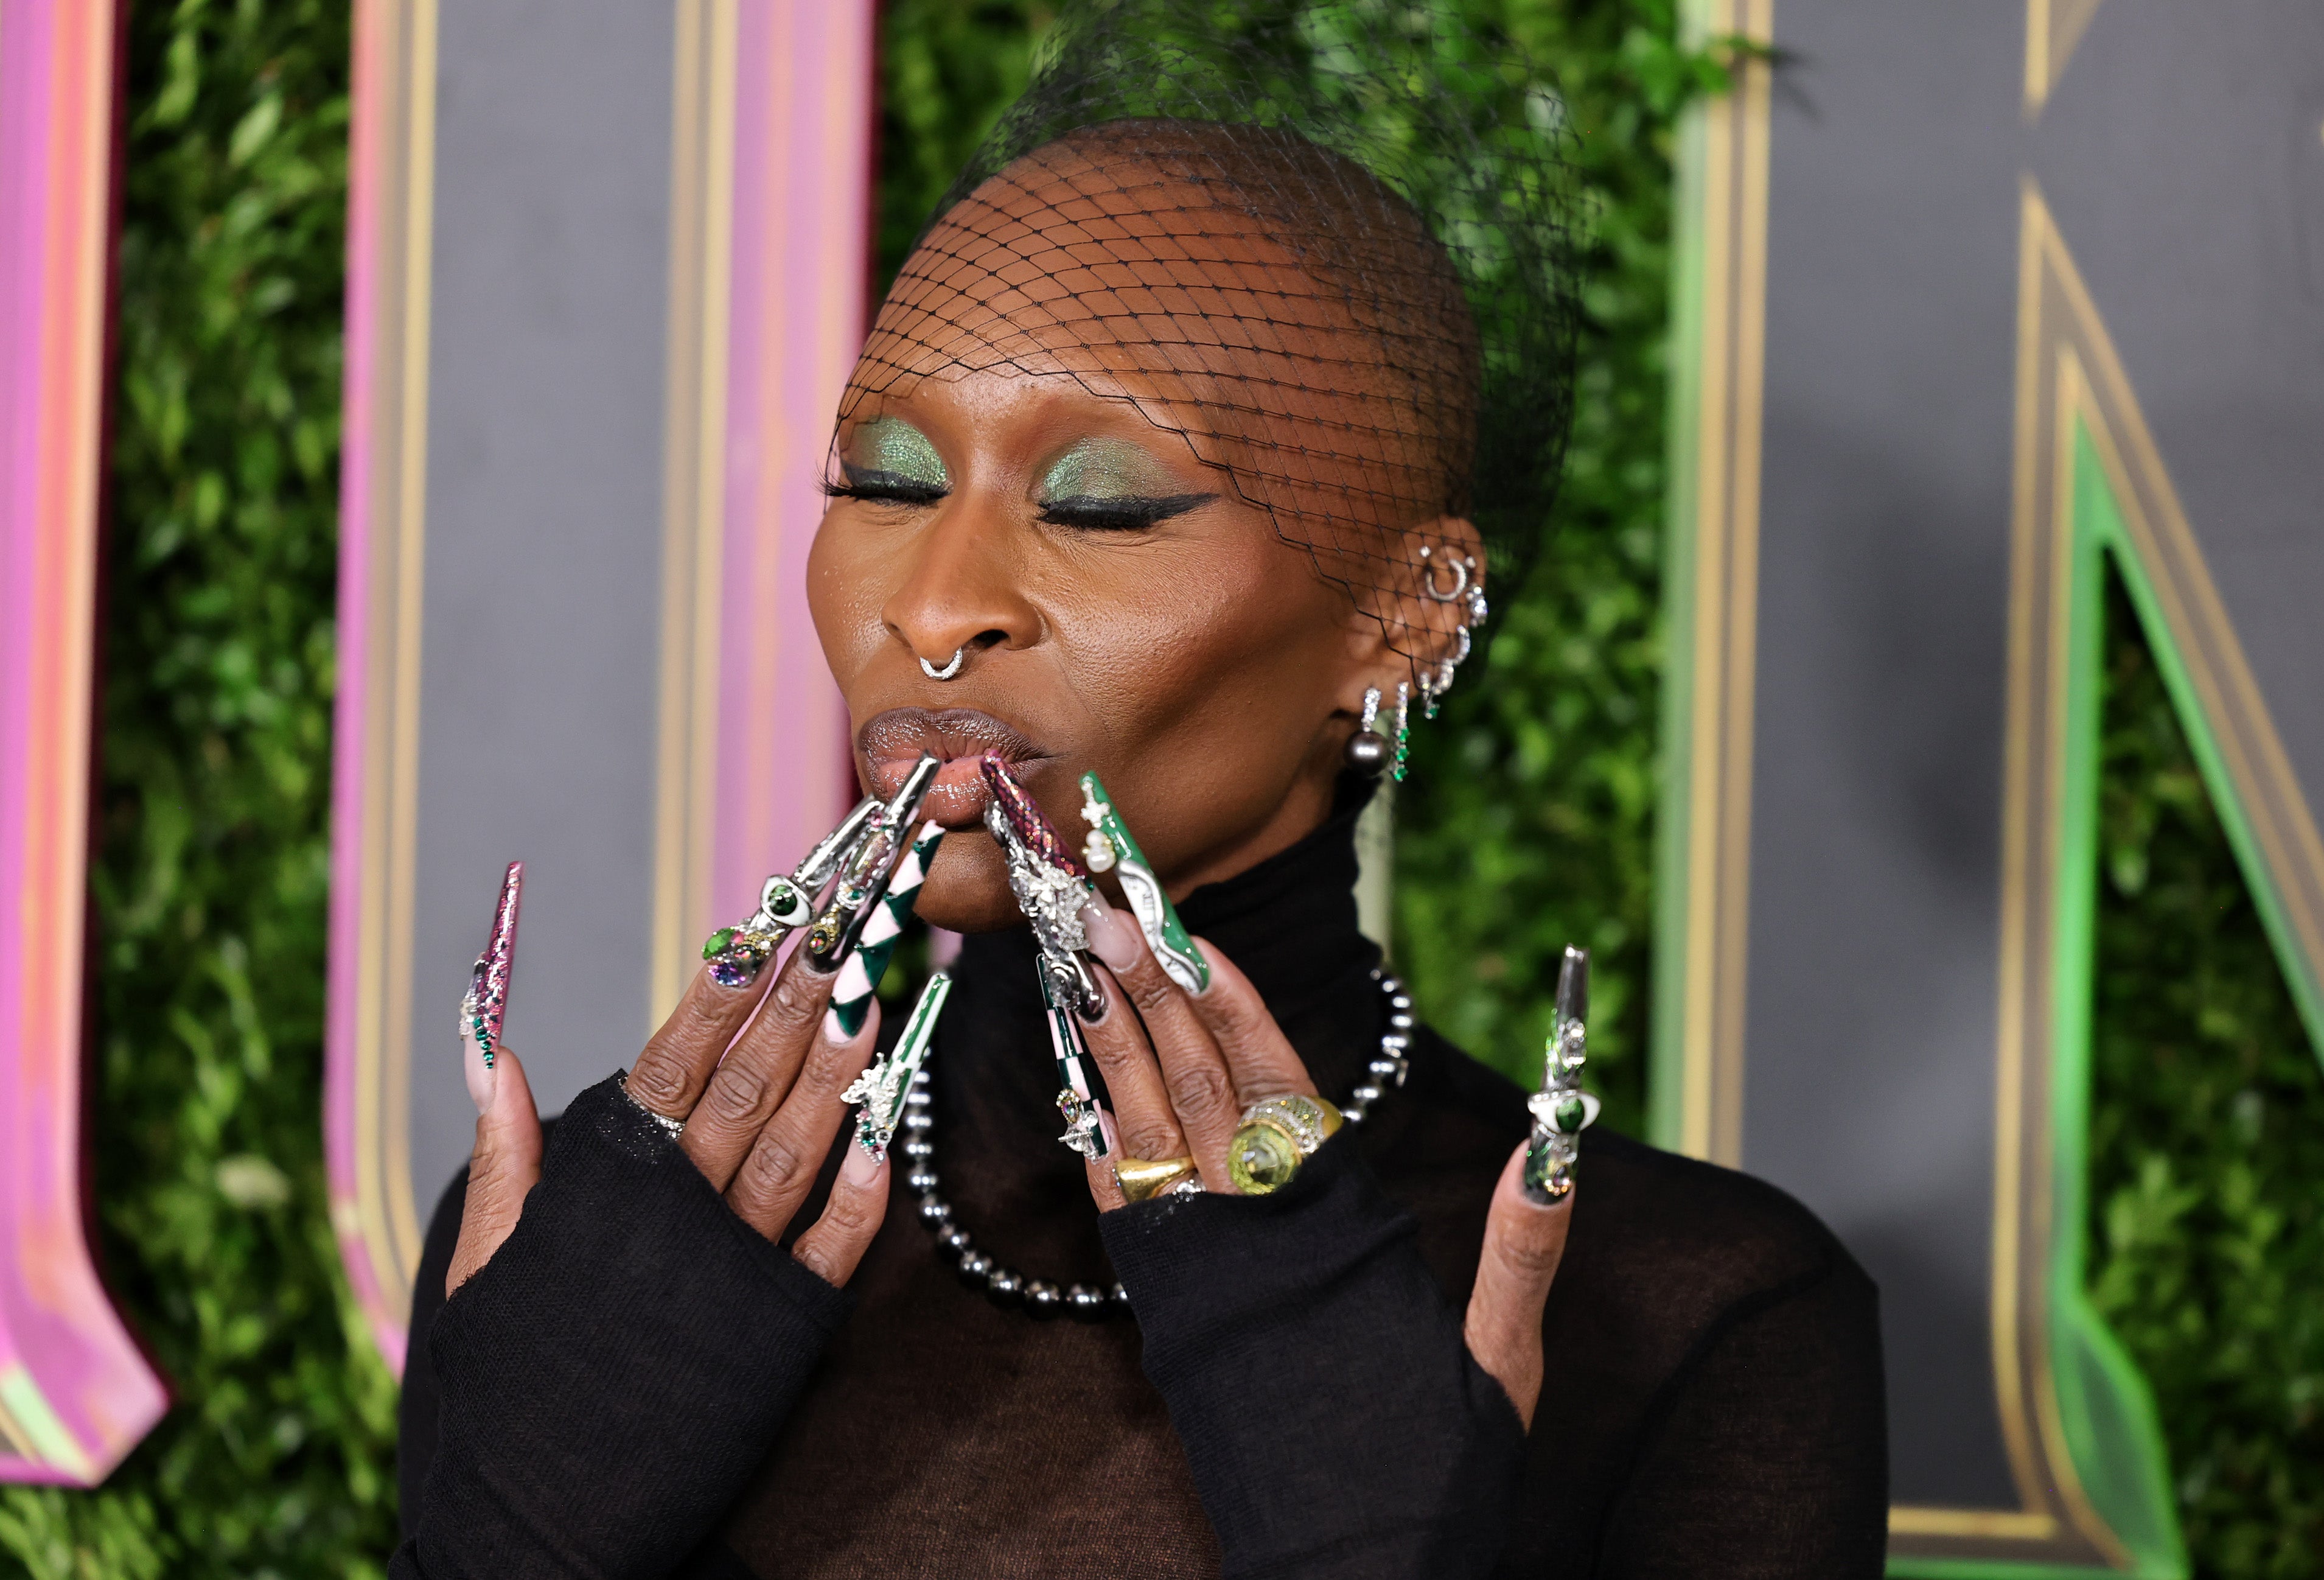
[
  {"x1": 1077, "y1": 897, "x2": 1142, "y2": 974},
  {"x1": 981, "y1": 756, "x2": 1106, "y2": 1018},
  {"x1": 459, "y1": 861, "x2": 523, "y2": 1114},
  {"x1": 1039, "y1": 965, "x2": 1111, "y2": 1160},
  {"x1": 702, "y1": 794, "x2": 884, "y2": 989},
  {"x1": 839, "y1": 1137, "x2": 885, "y2": 1189},
  {"x1": 1524, "y1": 946, "x2": 1595, "y2": 1203},
  {"x1": 828, "y1": 820, "x2": 945, "y2": 1038},
  {"x1": 806, "y1": 755, "x2": 941, "y2": 973},
  {"x1": 842, "y1": 971, "x2": 950, "y2": 1162},
  {"x1": 1079, "y1": 772, "x2": 1207, "y2": 993}
]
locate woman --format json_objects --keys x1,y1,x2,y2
[{"x1": 394, "y1": 7, "x2": 1888, "y2": 1576}]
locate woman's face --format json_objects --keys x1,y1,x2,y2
[{"x1": 806, "y1": 149, "x2": 1472, "y2": 933}]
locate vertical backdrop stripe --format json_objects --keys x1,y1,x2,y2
[{"x1": 0, "y1": 0, "x2": 169, "y2": 1487}]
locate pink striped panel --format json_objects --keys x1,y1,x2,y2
[{"x1": 0, "y1": 0, "x2": 170, "y2": 1486}]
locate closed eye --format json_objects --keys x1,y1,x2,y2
[
  {"x1": 1037, "y1": 492, "x2": 1218, "y2": 531},
  {"x1": 823, "y1": 466, "x2": 948, "y2": 508}
]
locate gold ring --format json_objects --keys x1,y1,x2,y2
[
  {"x1": 1114, "y1": 1155, "x2": 1202, "y2": 1204},
  {"x1": 1227, "y1": 1094, "x2": 1343, "y2": 1195}
]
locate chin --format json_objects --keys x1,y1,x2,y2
[{"x1": 915, "y1": 837, "x2": 1024, "y2": 934}]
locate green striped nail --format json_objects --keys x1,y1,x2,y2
[{"x1": 1078, "y1": 772, "x2": 1207, "y2": 994}]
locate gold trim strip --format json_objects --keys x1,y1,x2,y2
[
  {"x1": 1891, "y1": 1506, "x2": 2061, "y2": 1540},
  {"x1": 2023, "y1": 0, "x2": 2106, "y2": 117},
  {"x1": 351, "y1": 0, "x2": 439, "y2": 1326},
  {"x1": 650, "y1": 0, "x2": 739, "y2": 1017},
  {"x1": 1678, "y1": 0, "x2": 1773, "y2": 1167},
  {"x1": 2031, "y1": 200, "x2": 2324, "y2": 1002}
]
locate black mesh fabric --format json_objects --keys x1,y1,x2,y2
[{"x1": 837, "y1": 0, "x2": 1582, "y2": 696}]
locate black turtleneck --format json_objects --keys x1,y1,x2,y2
[{"x1": 399, "y1": 797, "x2": 1889, "y2": 1577}]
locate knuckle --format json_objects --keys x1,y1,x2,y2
[
  {"x1": 735, "y1": 1133, "x2": 809, "y2": 1208},
  {"x1": 1205, "y1": 994, "x2": 1272, "y2": 1048},
  {"x1": 624, "y1": 1056, "x2": 694, "y2": 1117},
  {"x1": 761, "y1": 966, "x2": 829, "y2": 1035},
  {"x1": 789, "y1": 1231, "x2": 843, "y2": 1280},
  {"x1": 1163, "y1": 1061, "x2": 1235, "y2": 1127},
  {"x1": 818, "y1": 1183, "x2": 883, "y2": 1244},
  {"x1": 1125, "y1": 968, "x2": 1179, "y2": 1018},
  {"x1": 699, "y1": 1061, "x2": 774, "y2": 1128},
  {"x1": 1493, "y1": 1225, "x2": 1566, "y2": 1281},
  {"x1": 674, "y1": 989, "x2": 732, "y2": 1041},
  {"x1": 1124, "y1": 1123, "x2": 1184, "y2": 1161},
  {"x1": 798, "y1": 1032, "x2": 864, "y2": 1097}
]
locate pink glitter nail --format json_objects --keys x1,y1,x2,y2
[
  {"x1": 980, "y1": 758, "x2": 1087, "y2": 878},
  {"x1": 463, "y1": 861, "x2": 523, "y2": 1068}
]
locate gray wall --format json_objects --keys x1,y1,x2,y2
[
  {"x1": 409, "y1": 2, "x2": 678, "y2": 1209},
  {"x1": 1740, "y1": 0, "x2": 2324, "y2": 1506}
]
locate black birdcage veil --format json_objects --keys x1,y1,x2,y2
[{"x1": 840, "y1": 0, "x2": 1582, "y2": 680}]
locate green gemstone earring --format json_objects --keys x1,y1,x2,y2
[{"x1": 1391, "y1": 681, "x2": 1412, "y2": 783}]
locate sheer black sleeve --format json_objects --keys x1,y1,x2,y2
[
  {"x1": 388, "y1": 1074, "x2": 850, "y2": 1580},
  {"x1": 1593, "y1": 1251, "x2": 1888, "y2": 1578},
  {"x1": 1101, "y1": 1136, "x2": 1526, "y2": 1579}
]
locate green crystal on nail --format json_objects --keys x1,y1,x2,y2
[{"x1": 702, "y1": 926, "x2": 736, "y2": 960}]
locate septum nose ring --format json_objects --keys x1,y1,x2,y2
[{"x1": 921, "y1": 646, "x2": 966, "y2": 681}]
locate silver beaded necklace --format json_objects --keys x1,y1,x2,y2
[{"x1": 902, "y1": 967, "x2": 1417, "y2": 1318}]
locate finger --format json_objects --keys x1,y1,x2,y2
[
  {"x1": 1072, "y1": 909, "x2": 1187, "y2": 1163},
  {"x1": 1463, "y1": 1144, "x2": 1575, "y2": 1430},
  {"x1": 790, "y1": 1135, "x2": 892, "y2": 1287},
  {"x1": 726, "y1": 998, "x2": 881, "y2": 1240},
  {"x1": 447, "y1": 1048, "x2": 543, "y2": 1295},
  {"x1": 1084, "y1": 1110, "x2": 1131, "y2": 1212},
  {"x1": 682, "y1": 942, "x2": 845, "y2": 1190},
  {"x1": 626, "y1": 948, "x2": 786, "y2": 1124},
  {"x1": 1081, "y1": 892, "x2": 1241, "y2": 1185},
  {"x1": 1178, "y1": 936, "x2": 1314, "y2": 1106}
]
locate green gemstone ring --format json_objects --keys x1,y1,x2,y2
[{"x1": 1226, "y1": 1094, "x2": 1344, "y2": 1195}]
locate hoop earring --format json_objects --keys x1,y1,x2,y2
[
  {"x1": 1344, "y1": 687, "x2": 1389, "y2": 775},
  {"x1": 1418, "y1": 545, "x2": 1472, "y2": 604},
  {"x1": 921, "y1": 647, "x2": 966, "y2": 681},
  {"x1": 1391, "y1": 682, "x2": 1412, "y2": 783}
]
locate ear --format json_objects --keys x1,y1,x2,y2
[{"x1": 1341, "y1": 515, "x2": 1485, "y2": 706}]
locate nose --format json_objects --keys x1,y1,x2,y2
[{"x1": 880, "y1": 494, "x2": 1041, "y2": 675}]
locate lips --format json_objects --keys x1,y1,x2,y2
[{"x1": 859, "y1": 708, "x2": 1051, "y2": 828}]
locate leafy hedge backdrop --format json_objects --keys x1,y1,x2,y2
[{"x1": 0, "y1": 1, "x2": 2316, "y2": 1575}]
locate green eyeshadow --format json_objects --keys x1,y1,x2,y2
[
  {"x1": 849, "y1": 417, "x2": 947, "y2": 488},
  {"x1": 1037, "y1": 438, "x2": 1182, "y2": 502}
]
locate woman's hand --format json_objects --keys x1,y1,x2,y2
[
  {"x1": 401, "y1": 936, "x2": 892, "y2": 1580},
  {"x1": 447, "y1": 937, "x2": 891, "y2": 1295},
  {"x1": 1073, "y1": 900, "x2": 1571, "y2": 1426}
]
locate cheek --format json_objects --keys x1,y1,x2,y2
[
  {"x1": 1050, "y1": 533, "x2": 1347, "y2": 829},
  {"x1": 805, "y1": 513, "x2": 892, "y2": 683}
]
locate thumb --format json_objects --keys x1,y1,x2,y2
[
  {"x1": 446, "y1": 1046, "x2": 543, "y2": 1295},
  {"x1": 1464, "y1": 1142, "x2": 1574, "y2": 1430}
]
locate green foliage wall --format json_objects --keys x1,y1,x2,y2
[
  {"x1": 0, "y1": 3, "x2": 2315, "y2": 1578},
  {"x1": 0, "y1": 4, "x2": 397, "y2": 1577}
]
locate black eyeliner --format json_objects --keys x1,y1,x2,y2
[
  {"x1": 1037, "y1": 491, "x2": 1218, "y2": 531},
  {"x1": 823, "y1": 466, "x2": 948, "y2": 507}
]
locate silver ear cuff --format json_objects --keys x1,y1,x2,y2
[
  {"x1": 1418, "y1": 544, "x2": 1474, "y2": 603},
  {"x1": 921, "y1": 647, "x2": 966, "y2": 680}
]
